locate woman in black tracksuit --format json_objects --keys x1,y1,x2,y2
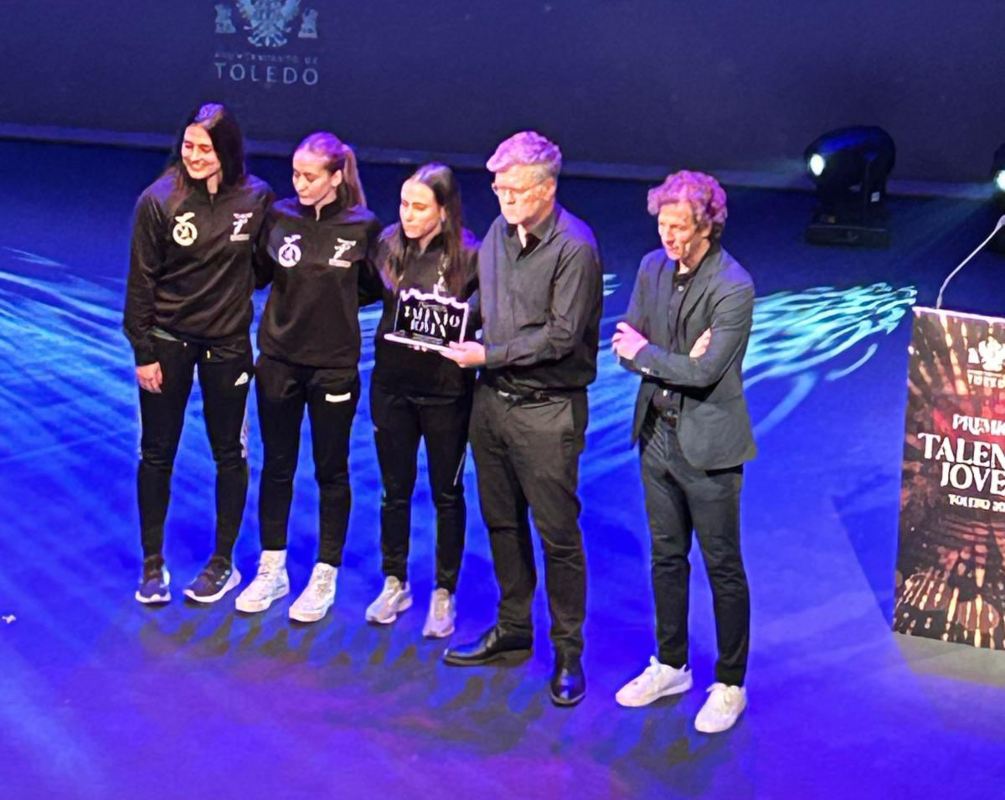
[
  {"x1": 364, "y1": 163, "x2": 478, "y2": 638},
  {"x1": 124, "y1": 102, "x2": 273, "y2": 605},
  {"x1": 234, "y1": 131, "x2": 381, "y2": 623}
]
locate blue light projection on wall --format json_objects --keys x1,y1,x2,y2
[{"x1": 743, "y1": 283, "x2": 918, "y2": 435}]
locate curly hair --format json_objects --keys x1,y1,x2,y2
[
  {"x1": 486, "y1": 130, "x2": 562, "y2": 182},
  {"x1": 647, "y1": 170, "x2": 728, "y2": 241}
]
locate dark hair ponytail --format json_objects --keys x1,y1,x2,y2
[
  {"x1": 382, "y1": 163, "x2": 467, "y2": 297},
  {"x1": 296, "y1": 131, "x2": 366, "y2": 208}
]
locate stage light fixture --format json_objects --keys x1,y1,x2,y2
[
  {"x1": 991, "y1": 144, "x2": 1005, "y2": 253},
  {"x1": 804, "y1": 125, "x2": 895, "y2": 247},
  {"x1": 992, "y1": 144, "x2": 1005, "y2": 202}
]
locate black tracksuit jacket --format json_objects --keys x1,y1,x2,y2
[
  {"x1": 123, "y1": 170, "x2": 274, "y2": 365},
  {"x1": 255, "y1": 197, "x2": 382, "y2": 370}
]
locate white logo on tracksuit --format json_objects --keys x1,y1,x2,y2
[
  {"x1": 278, "y1": 234, "x2": 303, "y2": 268},
  {"x1": 230, "y1": 212, "x2": 253, "y2": 241},
  {"x1": 172, "y1": 212, "x2": 198, "y2": 246},
  {"x1": 328, "y1": 238, "x2": 356, "y2": 268}
]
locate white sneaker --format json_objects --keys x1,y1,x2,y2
[
  {"x1": 365, "y1": 576, "x2": 413, "y2": 624},
  {"x1": 422, "y1": 588, "x2": 456, "y2": 638},
  {"x1": 694, "y1": 683, "x2": 747, "y2": 733},
  {"x1": 235, "y1": 550, "x2": 290, "y2": 613},
  {"x1": 288, "y1": 562, "x2": 337, "y2": 623},
  {"x1": 615, "y1": 657, "x2": 693, "y2": 707}
]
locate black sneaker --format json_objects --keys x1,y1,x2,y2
[
  {"x1": 184, "y1": 556, "x2": 242, "y2": 604},
  {"x1": 135, "y1": 555, "x2": 171, "y2": 605}
]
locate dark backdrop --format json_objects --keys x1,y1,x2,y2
[{"x1": 2, "y1": 1, "x2": 1003, "y2": 181}]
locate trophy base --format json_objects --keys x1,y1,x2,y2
[{"x1": 383, "y1": 333, "x2": 455, "y2": 354}]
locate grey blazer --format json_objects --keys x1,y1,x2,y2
[{"x1": 623, "y1": 245, "x2": 757, "y2": 470}]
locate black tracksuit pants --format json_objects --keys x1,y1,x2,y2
[
  {"x1": 468, "y1": 383, "x2": 589, "y2": 658},
  {"x1": 371, "y1": 382, "x2": 471, "y2": 593},
  {"x1": 255, "y1": 354, "x2": 358, "y2": 566},
  {"x1": 137, "y1": 335, "x2": 253, "y2": 559},
  {"x1": 640, "y1": 409, "x2": 750, "y2": 686}
]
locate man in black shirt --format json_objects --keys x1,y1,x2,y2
[
  {"x1": 612, "y1": 170, "x2": 755, "y2": 734},
  {"x1": 442, "y1": 131, "x2": 602, "y2": 707}
]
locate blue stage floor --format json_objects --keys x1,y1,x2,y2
[{"x1": 1, "y1": 140, "x2": 1004, "y2": 798}]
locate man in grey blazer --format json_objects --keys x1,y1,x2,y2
[{"x1": 612, "y1": 170, "x2": 755, "y2": 734}]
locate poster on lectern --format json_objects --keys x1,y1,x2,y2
[{"x1": 894, "y1": 307, "x2": 1005, "y2": 649}]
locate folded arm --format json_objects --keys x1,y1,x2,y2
[{"x1": 631, "y1": 281, "x2": 754, "y2": 388}]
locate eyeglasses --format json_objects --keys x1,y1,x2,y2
[{"x1": 491, "y1": 179, "x2": 545, "y2": 200}]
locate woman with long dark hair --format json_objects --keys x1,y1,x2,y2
[
  {"x1": 234, "y1": 132, "x2": 381, "y2": 623},
  {"x1": 365, "y1": 163, "x2": 478, "y2": 637},
  {"x1": 124, "y1": 102, "x2": 273, "y2": 604}
]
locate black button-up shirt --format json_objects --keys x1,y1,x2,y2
[
  {"x1": 478, "y1": 204, "x2": 603, "y2": 394},
  {"x1": 650, "y1": 253, "x2": 708, "y2": 414}
]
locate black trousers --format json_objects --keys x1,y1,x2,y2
[
  {"x1": 256, "y1": 354, "x2": 358, "y2": 566},
  {"x1": 468, "y1": 383, "x2": 589, "y2": 657},
  {"x1": 371, "y1": 383, "x2": 471, "y2": 593},
  {"x1": 640, "y1": 410, "x2": 750, "y2": 686},
  {"x1": 137, "y1": 335, "x2": 253, "y2": 559}
]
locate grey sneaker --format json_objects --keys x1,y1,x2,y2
[
  {"x1": 288, "y1": 562, "x2": 337, "y2": 623},
  {"x1": 422, "y1": 588, "x2": 456, "y2": 638},
  {"x1": 365, "y1": 576, "x2": 413, "y2": 624},
  {"x1": 235, "y1": 550, "x2": 290, "y2": 613}
]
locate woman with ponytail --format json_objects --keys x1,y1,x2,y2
[
  {"x1": 234, "y1": 132, "x2": 382, "y2": 623},
  {"x1": 364, "y1": 163, "x2": 478, "y2": 637}
]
